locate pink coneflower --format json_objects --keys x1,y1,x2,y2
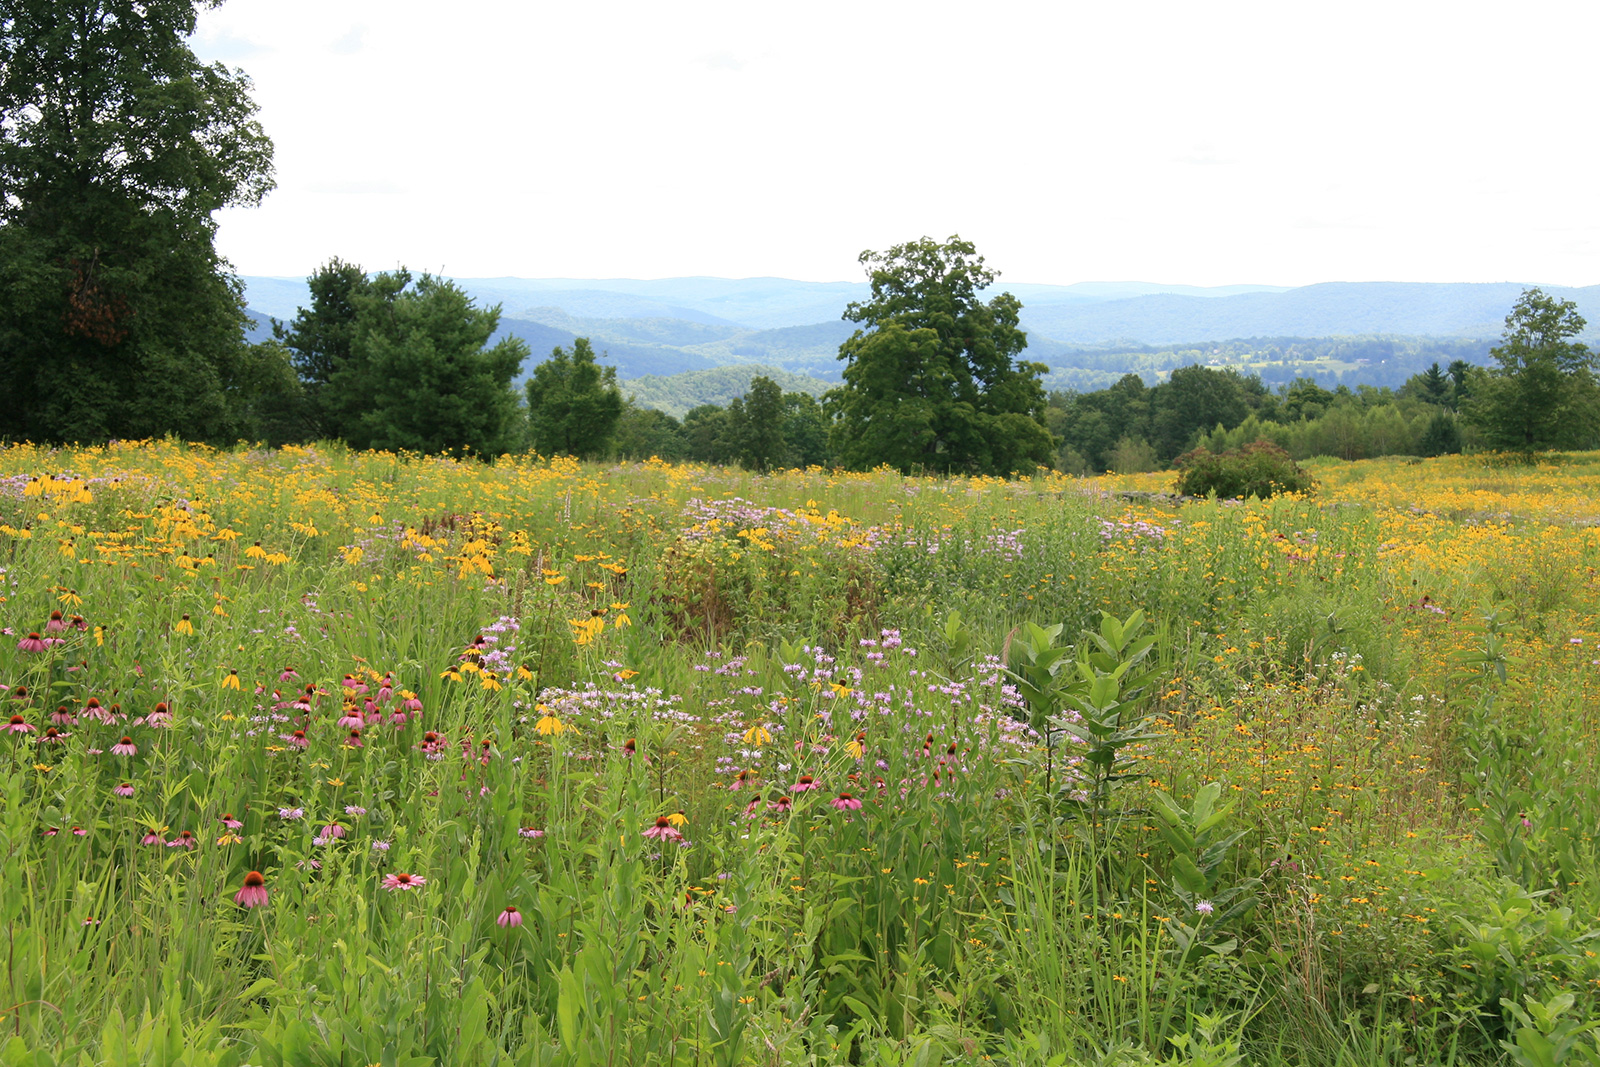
[
  {"x1": 343, "y1": 728, "x2": 363, "y2": 749},
  {"x1": 14, "y1": 632, "x2": 45, "y2": 653},
  {"x1": 71, "y1": 826, "x2": 87, "y2": 836},
  {"x1": 377, "y1": 678, "x2": 394, "y2": 701},
  {"x1": 830, "y1": 792, "x2": 863, "y2": 811},
  {"x1": 743, "y1": 797, "x2": 761, "y2": 820},
  {"x1": 167, "y1": 830, "x2": 197, "y2": 848},
  {"x1": 419, "y1": 731, "x2": 443, "y2": 754},
  {"x1": 320, "y1": 823, "x2": 346, "y2": 839},
  {"x1": 42, "y1": 826, "x2": 59, "y2": 837},
  {"x1": 336, "y1": 707, "x2": 364, "y2": 730},
  {"x1": 146, "y1": 702, "x2": 173, "y2": 727},
  {"x1": 769, "y1": 795, "x2": 792, "y2": 813},
  {"x1": 622, "y1": 738, "x2": 637, "y2": 757},
  {"x1": 38, "y1": 726, "x2": 68, "y2": 744},
  {"x1": 45, "y1": 611, "x2": 66, "y2": 632},
  {"x1": 642, "y1": 817, "x2": 684, "y2": 843},
  {"x1": 341, "y1": 674, "x2": 367, "y2": 693},
  {"x1": 82, "y1": 698, "x2": 115, "y2": 724},
  {"x1": 140, "y1": 831, "x2": 162, "y2": 845},
  {"x1": 402, "y1": 694, "x2": 423, "y2": 712},
  {"x1": 50, "y1": 706, "x2": 76, "y2": 725},
  {"x1": 729, "y1": 768, "x2": 753, "y2": 790},
  {"x1": 219, "y1": 813, "x2": 243, "y2": 829},
  {"x1": 111, "y1": 736, "x2": 137, "y2": 756},
  {"x1": 496, "y1": 905, "x2": 523, "y2": 927},
  {"x1": 791, "y1": 775, "x2": 819, "y2": 793},
  {"x1": 113, "y1": 782, "x2": 135, "y2": 798},
  {"x1": 279, "y1": 667, "x2": 298, "y2": 682},
  {"x1": 70, "y1": 615, "x2": 87, "y2": 632},
  {"x1": 9, "y1": 686, "x2": 28, "y2": 703},
  {"x1": 518, "y1": 827, "x2": 545, "y2": 839},
  {"x1": 287, "y1": 730, "x2": 308, "y2": 749},
  {"x1": 291, "y1": 694, "x2": 313, "y2": 713},
  {"x1": 5, "y1": 714, "x2": 33, "y2": 734},
  {"x1": 234, "y1": 870, "x2": 269, "y2": 908},
  {"x1": 381, "y1": 872, "x2": 426, "y2": 891}
]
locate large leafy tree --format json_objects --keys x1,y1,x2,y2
[
  {"x1": 1467, "y1": 288, "x2": 1599, "y2": 452},
  {"x1": 0, "y1": 0, "x2": 277, "y2": 443},
  {"x1": 525, "y1": 337, "x2": 624, "y2": 459},
  {"x1": 826, "y1": 236, "x2": 1054, "y2": 475}
]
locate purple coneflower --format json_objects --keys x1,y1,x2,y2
[
  {"x1": 113, "y1": 782, "x2": 135, "y2": 798},
  {"x1": 769, "y1": 795, "x2": 793, "y2": 813},
  {"x1": 51, "y1": 706, "x2": 76, "y2": 725},
  {"x1": 71, "y1": 826, "x2": 87, "y2": 836},
  {"x1": 642, "y1": 817, "x2": 684, "y2": 843},
  {"x1": 111, "y1": 736, "x2": 137, "y2": 756},
  {"x1": 6, "y1": 714, "x2": 34, "y2": 734},
  {"x1": 220, "y1": 813, "x2": 243, "y2": 829},
  {"x1": 167, "y1": 830, "x2": 197, "y2": 848},
  {"x1": 401, "y1": 693, "x2": 423, "y2": 712},
  {"x1": 381, "y1": 872, "x2": 425, "y2": 891},
  {"x1": 279, "y1": 667, "x2": 298, "y2": 682},
  {"x1": 320, "y1": 823, "x2": 346, "y2": 839},
  {"x1": 287, "y1": 730, "x2": 308, "y2": 749},
  {"x1": 336, "y1": 708, "x2": 364, "y2": 730},
  {"x1": 344, "y1": 728, "x2": 363, "y2": 749},
  {"x1": 497, "y1": 905, "x2": 523, "y2": 927},
  {"x1": 791, "y1": 775, "x2": 819, "y2": 793},
  {"x1": 831, "y1": 792, "x2": 863, "y2": 811},
  {"x1": 45, "y1": 611, "x2": 66, "y2": 632},
  {"x1": 141, "y1": 831, "x2": 163, "y2": 845},
  {"x1": 518, "y1": 827, "x2": 545, "y2": 839},
  {"x1": 234, "y1": 871, "x2": 269, "y2": 908},
  {"x1": 42, "y1": 826, "x2": 59, "y2": 837}
]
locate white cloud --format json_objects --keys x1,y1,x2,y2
[{"x1": 198, "y1": 0, "x2": 1600, "y2": 287}]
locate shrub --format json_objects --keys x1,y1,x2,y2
[{"x1": 1173, "y1": 440, "x2": 1315, "y2": 499}]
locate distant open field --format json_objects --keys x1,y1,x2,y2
[{"x1": 1, "y1": 443, "x2": 1597, "y2": 1065}]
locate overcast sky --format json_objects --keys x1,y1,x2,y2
[{"x1": 193, "y1": 0, "x2": 1600, "y2": 288}]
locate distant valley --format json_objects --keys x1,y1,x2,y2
[{"x1": 243, "y1": 275, "x2": 1600, "y2": 411}]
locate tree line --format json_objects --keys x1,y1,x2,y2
[{"x1": 2, "y1": 4, "x2": 1594, "y2": 471}]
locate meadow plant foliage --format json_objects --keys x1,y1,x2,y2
[{"x1": 1, "y1": 443, "x2": 1599, "y2": 1065}]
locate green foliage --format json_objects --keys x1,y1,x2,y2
[
  {"x1": 827, "y1": 236, "x2": 1055, "y2": 475},
  {"x1": 620, "y1": 364, "x2": 828, "y2": 421},
  {"x1": 0, "y1": 0, "x2": 276, "y2": 444},
  {"x1": 1466, "y1": 289, "x2": 1600, "y2": 453},
  {"x1": 526, "y1": 337, "x2": 625, "y2": 459},
  {"x1": 1174, "y1": 441, "x2": 1314, "y2": 499},
  {"x1": 612, "y1": 402, "x2": 687, "y2": 461},
  {"x1": 275, "y1": 257, "x2": 367, "y2": 438},
  {"x1": 281, "y1": 267, "x2": 528, "y2": 456},
  {"x1": 723, "y1": 375, "x2": 786, "y2": 471}
]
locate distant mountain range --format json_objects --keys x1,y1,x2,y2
[{"x1": 242, "y1": 275, "x2": 1600, "y2": 407}]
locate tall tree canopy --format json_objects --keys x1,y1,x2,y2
[
  {"x1": 1466, "y1": 288, "x2": 1599, "y2": 452},
  {"x1": 826, "y1": 236, "x2": 1054, "y2": 475},
  {"x1": 0, "y1": 0, "x2": 277, "y2": 443},
  {"x1": 525, "y1": 337, "x2": 624, "y2": 459}
]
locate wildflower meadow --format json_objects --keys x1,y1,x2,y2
[{"x1": 2, "y1": 442, "x2": 1599, "y2": 1066}]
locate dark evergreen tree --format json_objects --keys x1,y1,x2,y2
[{"x1": 525, "y1": 337, "x2": 624, "y2": 459}]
